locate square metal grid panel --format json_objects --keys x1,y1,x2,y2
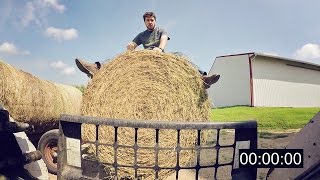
[{"x1": 58, "y1": 115, "x2": 257, "y2": 180}]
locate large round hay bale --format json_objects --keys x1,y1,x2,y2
[
  {"x1": 0, "y1": 60, "x2": 82, "y2": 132},
  {"x1": 81, "y1": 50, "x2": 210, "y2": 179},
  {"x1": 54, "y1": 83, "x2": 82, "y2": 114}
]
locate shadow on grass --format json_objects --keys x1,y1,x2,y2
[{"x1": 259, "y1": 132, "x2": 291, "y2": 139}]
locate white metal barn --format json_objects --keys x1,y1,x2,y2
[{"x1": 207, "y1": 52, "x2": 320, "y2": 107}]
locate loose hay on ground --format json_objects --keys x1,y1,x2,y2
[
  {"x1": 0, "y1": 60, "x2": 82, "y2": 131},
  {"x1": 81, "y1": 50, "x2": 211, "y2": 179}
]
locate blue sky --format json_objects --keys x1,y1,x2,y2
[{"x1": 1, "y1": 0, "x2": 320, "y2": 85}]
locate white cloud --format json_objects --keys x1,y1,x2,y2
[
  {"x1": 45, "y1": 27, "x2": 79, "y2": 41},
  {"x1": 42, "y1": 0, "x2": 65, "y2": 13},
  {"x1": 50, "y1": 60, "x2": 75, "y2": 75},
  {"x1": 19, "y1": 0, "x2": 66, "y2": 28},
  {"x1": 50, "y1": 60, "x2": 67, "y2": 69},
  {"x1": 0, "y1": 42, "x2": 30, "y2": 55},
  {"x1": 62, "y1": 67, "x2": 76, "y2": 75},
  {"x1": 21, "y1": 2, "x2": 36, "y2": 27},
  {"x1": 294, "y1": 43, "x2": 320, "y2": 59}
]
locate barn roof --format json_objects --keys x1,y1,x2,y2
[{"x1": 216, "y1": 52, "x2": 320, "y2": 70}]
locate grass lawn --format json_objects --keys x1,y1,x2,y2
[{"x1": 210, "y1": 106, "x2": 320, "y2": 130}]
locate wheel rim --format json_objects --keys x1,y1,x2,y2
[{"x1": 44, "y1": 140, "x2": 58, "y2": 170}]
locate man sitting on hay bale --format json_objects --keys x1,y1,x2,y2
[{"x1": 75, "y1": 11, "x2": 220, "y2": 88}]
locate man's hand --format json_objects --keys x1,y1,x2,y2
[
  {"x1": 127, "y1": 42, "x2": 137, "y2": 51},
  {"x1": 153, "y1": 47, "x2": 163, "y2": 52}
]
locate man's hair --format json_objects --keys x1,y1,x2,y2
[{"x1": 143, "y1": 12, "x2": 156, "y2": 21}]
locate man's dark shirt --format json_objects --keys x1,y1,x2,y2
[{"x1": 132, "y1": 27, "x2": 170, "y2": 49}]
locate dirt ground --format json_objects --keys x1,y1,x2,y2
[
  {"x1": 49, "y1": 130, "x2": 297, "y2": 180},
  {"x1": 256, "y1": 130, "x2": 297, "y2": 180}
]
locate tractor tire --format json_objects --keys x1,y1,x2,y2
[{"x1": 38, "y1": 129, "x2": 59, "y2": 175}]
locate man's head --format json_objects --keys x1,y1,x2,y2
[{"x1": 143, "y1": 12, "x2": 156, "y2": 30}]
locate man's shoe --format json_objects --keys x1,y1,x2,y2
[
  {"x1": 75, "y1": 58, "x2": 100, "y2": 78},
  {"x1": 203, "y1": 74, "x2": 220, "y2": 89}
]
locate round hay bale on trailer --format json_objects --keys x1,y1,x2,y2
[
  {"x1": 81, "y1": 50, "x2": 211, "y2": 179},
  {"x1": 0, "y1": 60, "x2": 82, "y2": 131}
]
